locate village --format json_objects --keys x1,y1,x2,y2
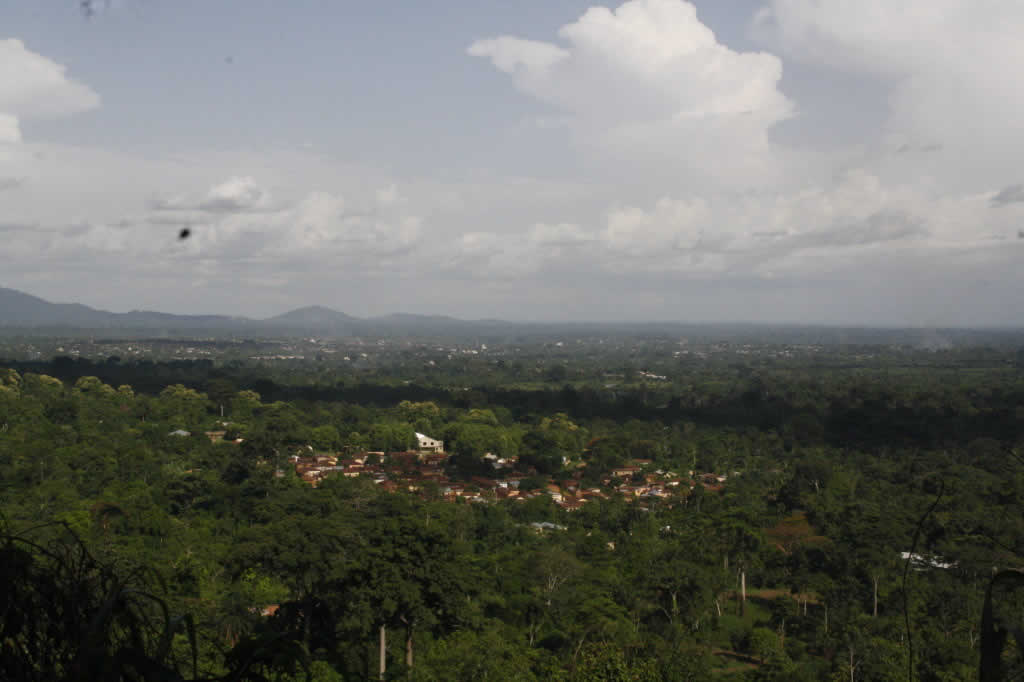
[{"x1": 285, "y1": 431, "x2": 729, "y2": 511}]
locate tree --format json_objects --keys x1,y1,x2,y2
[
  {"x1": 749, "y1": 627, "x2": 783, "y2": 665},
  {"x1": 0, "y1": 523, "x2": 198, "y2": 682},
  {"x1": 409, "y1": 627, "x2": 539, "y2": 682},
  {"x1": 310, "y1": 425, "x2": 341, "y2": 451},
  {"x1": 205, "y1": 378, "x2": 237, "y2": 418},
  {"x1": 520, "y1": 429, "x2": 569, "y2": 475},
  {"x1": 369, "y1": 421, "x2": 415, "y2": 452},
  {"x1": 569, "y1": 643, "x2": 658, "y2": 681},
  {"x1": 546, "y1": 365, "x2": 569, "y2": 383},
  {"x1": 230, "y1": 390, "x2": 262, "y2": 421},
  {"x1": 157, "y1": 384, "x2": 208, "y2": 428},
  {"x1": 336, "y1": 495, "x2": 470, "y2": 677}
]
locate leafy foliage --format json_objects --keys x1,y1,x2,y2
[{"x1": 0, "y1": 342, "x2": 1022, "y2": 679}]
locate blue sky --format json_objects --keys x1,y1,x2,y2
[{"x1": 2, "y1": 0, "x2": 1023, "y2": 324}]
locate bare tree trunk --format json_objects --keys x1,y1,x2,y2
[
  {"x1": 572, "y1": 633, "x2": 590, "y2": 665},
  {"x1": 715, "y1": 598, "x2": 722, "y2": 618},
  {"x1": 406, "y1": 626, "x2": 413, "y2": 669},
  {"x1": 824, "y1": 603, "x2": 829, "y2": 635},
  {"x1": 379, "y1": 624, "x2": 387, "y2": 681},
  {"x1": 740, "y1": 570, "x2": 747, "y2": 617}
]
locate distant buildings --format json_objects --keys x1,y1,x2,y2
[{"x1": 415, "y1": 432, "x2": 444, "y2": 453}]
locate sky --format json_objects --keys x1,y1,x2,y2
[{"x1": 1, "y1": 0, "x2": 1023, "y2": 325}]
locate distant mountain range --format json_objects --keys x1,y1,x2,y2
[
  {"x1": 0, "y1": 286, "x2": 499, "y2": 337},
  {"x1": 2, "y1": 285, "x2": 1023, "y2": 345}
]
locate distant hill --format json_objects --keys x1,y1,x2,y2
[
  {"x1": 3, "y1": 285, "x2": 1024, "y2": 345},
  {"x1": 264, "y1": 306, "x2": 357, "y2": 330},
  {"x1": 0, "y1": 287, "x2": 255, "y2": 331},
  {"x1": 0, "y1": 286, "x2": 481, "y2": 337},
  {"x1": 0, "y1": 287, "x2": 117, "y2": 327}
]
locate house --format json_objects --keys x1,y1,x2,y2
[
  {"x1": 168, "y1": 429, "x2": 191, "y2": 437},
  {"x1": 471, "y1": 477, "x2": 499, "y2": 490},
  {"x1": 421, "y1": 453, "x2": 448, "y2": 468},
  {"x1": 415, "y1": 432, "x2": 444, "y2": 453}
]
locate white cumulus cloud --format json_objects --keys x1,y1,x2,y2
[
  {"x1": 0, "y1": 39, "x2": 99, "y2": 142},
  {"x1": 469, "y1": 0, "x2": 794, "y2": 188}
]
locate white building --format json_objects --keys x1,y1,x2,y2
[{"x1": 415, "y1": 432, "x2": 444, "y2": 453}]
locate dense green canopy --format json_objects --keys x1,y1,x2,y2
[{"x1": 1, "y1": 341, "x2": 1022, "y2": 680}]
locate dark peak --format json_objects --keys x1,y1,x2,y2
[{"x1": 265, "y1": 305, "x2": 355, "y2": 326}]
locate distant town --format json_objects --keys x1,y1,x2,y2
[{"x1": 272, "y1": 432, "x2": 724, "y2": 511}]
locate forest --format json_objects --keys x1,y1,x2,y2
[{"x1": 1, "y1": 340, "x2": 1022, "y2": 681}]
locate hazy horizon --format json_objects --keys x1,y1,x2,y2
[
  {"x1": 8, "y1": 284, "x2": 1024, "y2": 332},
  {"x1": 2, "y1": 1, "x2": 1023, "y2": 326}
]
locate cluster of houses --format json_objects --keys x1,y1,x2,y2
[{"x1": 285, "y1": 433, "x2": 730, "y2": 510}]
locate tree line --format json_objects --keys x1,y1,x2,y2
[{"x1": 1, "y1": 356, "x2": 1022, "y2": 680}]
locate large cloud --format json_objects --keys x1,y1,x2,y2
[
  {"x1": 753, "y1": 1, "x2": 1024, "y2": 189},
  {"x1": 0, "y1": 39, "x2": 100, "y2": 143},
  {"x1": 469, "y1": 0, "x2": 794, "y2": 188}
]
